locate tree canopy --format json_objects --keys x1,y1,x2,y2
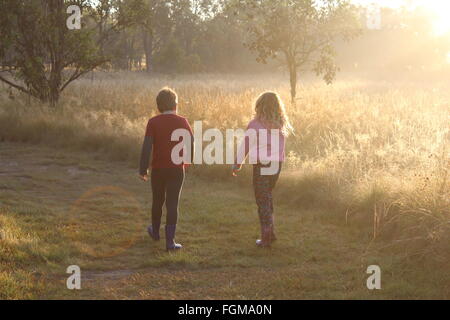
[
  {"x1": 235, "y1": 0, "x2": 362, "y2": 103},
  {"x1": 0, "y1": 0, "x2": 448, "y2": 106}
]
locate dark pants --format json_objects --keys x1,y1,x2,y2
[
  {"x1": 252, "y1": 162, "x2": 282, "y2": 228},
  {"x1": 151, "y1": 167, "x2": 185, "y2": 228}
]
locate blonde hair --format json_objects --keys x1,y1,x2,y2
[{"x1": 254, "y1": 91, "x2": 293, "y2": 136}]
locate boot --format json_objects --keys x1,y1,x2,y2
[
  {"x1": 256, "y1": 225, "x2": 273, "y2": 247},
  {"x1": 147, "y1": 225, "x2": 160, "y2": 241},
  {"x1": 165, "y1": 224, "x2": 182, "y2": 251}
]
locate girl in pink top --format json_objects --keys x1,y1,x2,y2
[{"x1": 233, "y1": 92, "x2": 293, "y2": 247}]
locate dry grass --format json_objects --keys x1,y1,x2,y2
[{"x1": 0, "y1": 72, "x2": 449, "y2": 261}]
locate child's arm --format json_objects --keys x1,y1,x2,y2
[
  {"x1": 232, "y1": 131, "x2": 251, "y2": 176},
  {"x1": 139, "y1": 135, "x2": 153, "y2": 181},
  {"x1": 184, "y1": 118, "x2": 195, "y2": 165},
  {"x1": 190, "y1": 137, "x2": 194, "y2": 164}
]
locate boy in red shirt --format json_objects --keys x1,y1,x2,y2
[{"x1": 139, "y1": 87, "x2": 193, "y2": 251}]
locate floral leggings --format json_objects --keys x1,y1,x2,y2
[{"x1": 252, "y1": 162, "x2": 282, "y2": 227}]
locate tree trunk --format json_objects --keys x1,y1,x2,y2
[
  {"x1": 49, "y1": 88, "x2": 60, "y2": 108},
  {"x1": 143, "y1": 30, "x2": 153, "y2": 73},
  {"x1": 48, "y1": 73, "x2": 61, "y2": 108},
  {"x1": 288, "y1": 61, "x2": 297, "y2": 106},
  {"x1": 48, "y1": 67, "x2": 61, "y2": 108},
  {"x1": 284, "y1": 51, "x2": 297, "y2": 106}
]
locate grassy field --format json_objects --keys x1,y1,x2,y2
[
  {"x1": 0, "y1": 142, "x2": 448, "y2": 299},
  {"x1": 0, "y1": 73, "x2": 449, "y2": 299}
]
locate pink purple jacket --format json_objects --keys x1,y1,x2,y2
[{"x1": 236, "y1": 118, "x2": 286, "y2": 165}]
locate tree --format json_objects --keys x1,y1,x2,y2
[
  {"x1": 195, "y1": 3, "x2": 260, "y2": 72},
  {"x1": 120, "y1": 0, "x2": 172, "y2": 73},
  {"x1": 235, "y1": 0, "x2": 362, "y2": 104},
  {"x1": 0, "y1": 0, "x2": 100, "y2": 106},
  {"x1": 153, "y1": 37, "x2": 202, "y2": 73},
  {"x1": 0, "y1": 0, "x2": 127, "y2": 107}
]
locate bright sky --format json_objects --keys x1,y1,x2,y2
[{"x1": 352, "y1": 0, "x2": 450, "y2": 35}]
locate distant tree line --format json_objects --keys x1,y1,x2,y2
[
  {"x1": 0, "y1": 0, "x2": 448, "y2": 106},
  {"x1": 79, "y1": 0, "x2": 263, "y2": 73}
]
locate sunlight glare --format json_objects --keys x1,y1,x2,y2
[
  {"x1": 355, "y1": 0, "x2": 450, "y2": 36},
  {"x1": 424, "y1": 1, "x2": 450, "y2": 36}
]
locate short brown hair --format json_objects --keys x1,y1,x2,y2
[{"x1": 156, "y1": 87, "x2": 178, "y2": 112}]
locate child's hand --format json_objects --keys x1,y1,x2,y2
[
  {"x1": 139, "y1": 174, "x2": 148, "y2": 182},
  {"x1": 232, "y1": 164, "x2": 242, "y2": 177}
]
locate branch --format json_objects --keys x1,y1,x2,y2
[
  {"x1": 0, "y1": 73, "x2": 31, "y2": 95},
  {"x1": 60, "y1": 68, "x2": 83, "y2": 92},
  {"x1": 60, "y1": 61, "x2": 105, "y2": 92}
]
